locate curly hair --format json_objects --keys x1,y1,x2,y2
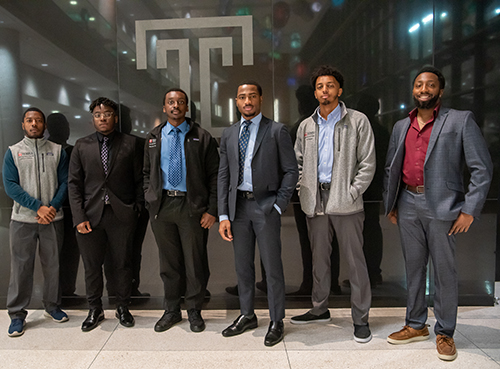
[
  {"x1": 310, "y1": 65, "x2": 344, "y2": 89},
  {"x1": 89, "y1": 97, "x2": 118, "y2": 113}
]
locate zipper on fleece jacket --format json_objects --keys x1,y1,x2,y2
[{"x1": 35, "y1": 139, "x2": 41, "y2": 200}]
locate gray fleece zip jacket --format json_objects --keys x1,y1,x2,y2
[
  {"x1": 294, "y1": 101, "x2": 376, "y2": 216},
  {"x1": 3, "y1": 137, "x2": 66, "y2": 223}
]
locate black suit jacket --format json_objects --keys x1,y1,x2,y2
[
  {"x1": 218, "y1": 116, "x2": 298, "y2": 221},
  {"x1": 68, "y1": 131, "x2": 144, "y2": 227}
]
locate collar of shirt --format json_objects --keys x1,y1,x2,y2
[
  {"x1": 408, "y1": 103, "x2": 441, "y2": 129},
  {"x1": 316, "y1": 104, "x2": 341, "y2": 127},
  {"x1": 239, "y1": 112, "x2": 262, "y2": 136},
  {"x1": 164, "y1": 120, "x2": 189, "y2": 135},
  {"x1": 96, "y1": 130, "x2": 116, "y2": 143}
]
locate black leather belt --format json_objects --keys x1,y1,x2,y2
[
  {"x1": 237, "y1": 190, "x2": 255, "y2": 200},
  {"x1": 404, "y1": 184, "x2": 424, "y2": 194},
  {"x1": 319, "y1": 182, "x2": 331, "y2": 191},
  {"x1": 163, "y1": 190, "x2": 186, "y2": 197}
]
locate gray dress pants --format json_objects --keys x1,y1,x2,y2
[
  {"x1": 7, "y1": 220, "x2": 64, "y2": 320},
  {"x1": 306, "y1": 189, "x2": 371, "y2": 326},
  {"x1": 397, "y1": 189, "x2": 458, "y2": 337}
]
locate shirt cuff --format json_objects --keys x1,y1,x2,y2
[
  {"x1": 219, "y1": 215, "x2": 229, "y2": 222},
  {"x1": 273, "y1": 203, "x2": 282, "y2": 215}
]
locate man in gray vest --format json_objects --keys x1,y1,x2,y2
[{"x1": 2, "y1": 107, "x2": 69, "y2": 337}]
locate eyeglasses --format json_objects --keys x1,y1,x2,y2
[{"x1": 92, "y1": 112, "x2": 114, "y2": 119}]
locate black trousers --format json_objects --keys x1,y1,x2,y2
[
  {"x1": 150, "y1": 195, "x2": 209, "y2": 312},
  {"x1": 77, "y1": 205, "x2": 135, "y2": 309}
]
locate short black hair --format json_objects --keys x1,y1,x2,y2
[
  {"x1": 22, "y1": 107, "x2": 46, "y2": 123},
  {"x1": 89, "y1": 97, "x2": 118, "y2": 113},
  {"x1": 237, "y1": 80, "x2": 262, "y2": 96},
  {"x1": 163, "y1": 88, "x2": 189, "y2": 106},
  {"x1": 310, "y1": 65, "x2": 344, "y2": 89},
  {"x1": 413, "y1": 65, "x2": 446, "y2": 89}
]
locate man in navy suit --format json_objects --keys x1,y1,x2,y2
[
  {"x1": 69, "y1": 97, "x2": 143, "y2": 332},
  {"x1": 218, "y1": 81, "x2": 298, "y2": 346},
  {"x1": 383, "y1": 66, "x2": 492, "y2": 361}
]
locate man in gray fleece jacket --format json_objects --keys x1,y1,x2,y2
[
  {"x1": 2, "y1": 108, "x2": 69, "y2": 337},
  {"x1": 291, "y1": 66, "x2": 376, "y2": 343}
]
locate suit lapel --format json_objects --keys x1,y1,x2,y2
[
  {"x1": 393, "y1": 118, "x2": 411, "y2": 164},
  {"x1": 231, "y1": 122, "x2": 241, "y2": 161},
  {"x1": 253, "y1": 117, "x2": 270, "y2": 156},
  {"x1": 107, "y1": 132, "x2": 122, "y2": 176},
  {"x1": 425, "y1": 108, "x2": 449, "y2": 164},
  {"x1": 89, "y1": 133, "x2": 106, "y2": 175}
]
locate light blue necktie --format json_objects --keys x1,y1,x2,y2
[
  {"x1": 168, "y1": 127, "x2": 182, "y2": 187},
  {"x1": 238, "y1": 120, "x2": 252, "y2": 185}
]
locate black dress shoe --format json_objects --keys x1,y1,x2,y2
[
  {"x1": 116, "y1": 306, "x2": 135, "y2": 327},
  {"x1": 188, "y1": 309, "x2": 206, "y2": 332},
  {"x1": 81, "y1": 308, "x2": 105, "y2": 332},
  {"x1": 154, "y1": 311, "x2": 182, "y2": 332},
  {"x1": 222, "y1": 314, "x2": 258, "y2": 337},
  {"x1": 225, "y1": 285, "x2": 239, "y2": 296},
  {"x1": 264, "y1": 320, "x2": 284, "y2": 346}
]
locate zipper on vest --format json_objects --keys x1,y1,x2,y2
[
  {"x1": 35, "y1": 140, "x2": 41, "y2": 200},
  {"x1": 42, "y1": 153, "x2": 45, "y2": 172}
]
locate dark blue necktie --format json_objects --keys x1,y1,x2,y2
[
  {"x1": 238, "y1": 120, "x2": 252, "y2": 185},
  {"x1": 169, "y1": 127, "x2": 182, "y2": 187}
]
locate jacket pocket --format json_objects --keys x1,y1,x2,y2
[
  {"x1": 267, "y1": 182, "x2": 279, "y2": 191},
  {"x1": 446, "y1": 181, "x2": 464, "y2": 193}
]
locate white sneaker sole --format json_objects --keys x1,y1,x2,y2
[{"x1": 354, "y1": 333, "x2": 372, "y2": 343}]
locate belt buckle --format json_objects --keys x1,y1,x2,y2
[
  {"x1": 319, "y1": 182, "x2": 330, "y2": 191},
  {"x1": 416, "y1": 186, "x2": 424, "y2": 194}
]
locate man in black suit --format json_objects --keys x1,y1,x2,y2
[
  {"x1": 218, "y1": 81, "x2": 298, "y2": 346},
  {"x1": 68, "y1": 97, "x2": 143, "y2": 331}
]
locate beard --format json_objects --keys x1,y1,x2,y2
[{"x1": 413, "y1": 94, "x2": 440, "y2": 110}]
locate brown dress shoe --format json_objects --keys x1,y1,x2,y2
[
  {"x1": 387, "y1": 325, "x2": 429, "y2": 344},
  {"x1": 436, "y1": 334, "x2": 457, "y2": 361}
]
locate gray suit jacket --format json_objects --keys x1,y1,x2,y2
[
  {"x1": 383, "y1": 107, "x2": 492, "y2": 221},
  {"x1": 218, "y1": 116, "x2": 298, "y2": 221}
]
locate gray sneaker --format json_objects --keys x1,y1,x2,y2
[{"x1": 290, "y1": 310, "x2": 331, "y2": 325}]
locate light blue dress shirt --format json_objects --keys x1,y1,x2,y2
[
  {"x1": 161, "y1": 120, "x2": 188, "y2": 191},
  {"x1": 237, "y1": 113, "x2": 261, "y2": 192},
  {"x1": 317, "y1": 104, "x2": 341, "y2": 183}
]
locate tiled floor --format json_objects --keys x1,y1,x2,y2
[{"x1": 1, "y1": 300, "x2": 499, "y2": 369}]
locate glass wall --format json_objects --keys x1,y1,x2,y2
[{"x1": 0, "y1": 0, "x2": 498, "y2": 309}]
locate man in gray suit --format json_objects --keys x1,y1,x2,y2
[
  {"x1": 218, "y1": 81, "x2": 298, "y2": 347},
  {"x1": 383, "y1": 66, "x2": 492, "y2": 361}
]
